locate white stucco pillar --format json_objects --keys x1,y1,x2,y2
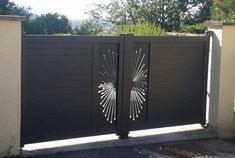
[
  {"x1": 0, "y1": 15, "x2": 24, "y2": 157},
  {"x1": 206, "y1": 21, "x2": 235, "y2": 138}
]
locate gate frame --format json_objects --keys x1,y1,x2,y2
[
  {"x1": 20, "y1": 33, "x2": 211, "y2": 145},
  {"x1": 116, "y1": 33, "x2": 211, "y2": 138}
]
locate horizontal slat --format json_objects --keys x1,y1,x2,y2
[
  {"x1": 24, "y1": 96, "x2": 91, "y2": 104},
  {"x1": 154, "y1": 59, "x2": 203, "y2": 65},
  {"x1": 24, "y1": 87, "x2": 92, "y2": 94},
  {"x1": 150, "y1": 70, "x2": 202, "y2": 76},
  {"x1": 150, "y1": 74, "x2": 203, "y2": 81},
  {"x1": 25, "y1": 56, "x2": 92, "y2": 61},
  {"x1": 133, "y1": 36, "x2": 206, "y2": 43},
  {"x1": 25, "y1": 75, "x2": 92, "y2": 80},
  {"x1": 24, "y1": 35, "x2": 120, "y2": 43},
  {"x1": 25, "y1": 61, "x2": 93, "y2": 69},
  {"x1": 150, "y1": 88, "x2": 202, "y2": 95},
  {"x1": 150, "y1": 82, "x2": 203, "y2": 88},
  {"x1": 25, "y1": 81, "x2": 91, "y2": 88},
  {"x1": 25, "y1": 55, "x2": 92, "y2": 60},
  {"x1": 24, "y1": 89, "x2": 93, "y2": 97},
  {"x1": 151, "y1": 43, "x2": 205, "y2": 48},
  {"x1": 25, "y1": 75, "x2": 94, "y2": 82},
  {"x1": 26, "y1": 44, "x2": 92, "y2": 49},
  {"x1": 25, "y1": 48, "x2": 92, "y2": 56},
  {"x1": 153, "y1": 65, "x2": 203, "y2": 70},
  {"x1": 24, "y1": 85, "x2": 91, "y2": 91},
  {"x1": 25, "y1": 67, "x2": 92, "y2": 73},
  {"x1": 151, "y1": 52, "x2": 204, "y2": 59}
]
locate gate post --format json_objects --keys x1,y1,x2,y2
[
  {"x1": 206, "y1": 21, "x2": 235, "y2": 138},
  {"x1": 117, "y1": 34, "x2": 133, "y2": 138},
  {"x1": 0, "y1": 15, "x2": 24, "y2": 157}
]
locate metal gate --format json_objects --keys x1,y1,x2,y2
[{"x1": 21, "y1": 34, "x2": 209, "y2": 145}]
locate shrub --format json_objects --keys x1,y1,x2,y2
[
  {"x1": 115, "y1": 22, "x2": 166, "y2": 36},
  {"x1": 180, "y1": 23, "x2": 207, "y2": 34}
]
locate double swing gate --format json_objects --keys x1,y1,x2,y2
[{"x1": 21, "y1": 34, "x2": 210, "y2": 145}]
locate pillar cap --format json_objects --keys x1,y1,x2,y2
[
  {"x1": 206, "y1": 21, "x2": 235, "y2": 29},
  {"x1": 205, "y1": 21, "x2": 223, "y2": 29},
  {"x1": 0, "y1": 15, "x2": 25, "y2": 21},
  {"x1": 223, "y1": 22, "x2": 235, "y2": 26}
]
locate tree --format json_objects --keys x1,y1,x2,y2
[
  {"x1": 0, "y1": 0, "x2": 31, "y2": 15},
  {"x1": 0, "y1": 0, "x2": 32, "y2": 30},
  {"x1": 73, "y1": 19, "x2": 103, "y2": 35},
  {"x1": 1, "y1": 0, "x2": 73, "y2": 35},
  {"x1": 178, "y1": 0, "x2": 213, "y2": 24},
  {"x1": 87, "y1": 0, "x2": 213, "y2": 31},
  {"x1": 24, "y1": 13, "x2": 72, "y2": 34},
  {"x1": 139, "y1": 0, "x2": 181, "y2": 31},
  {"x1": 212, "y1": 0, "x2": 235, "y2": 21}
]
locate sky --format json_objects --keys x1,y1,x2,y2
[{"x1": 11, "y1": 0, "x2": 110, "y2": 20}]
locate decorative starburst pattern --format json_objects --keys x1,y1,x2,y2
[
  {"x1": 98, "y1": 49, "x2": 118, "y2": 123},
  {"x1": 130, "y1": 49, "x2": 148, "y2": 121},
  {"x1": 98, "y1": 48, "x2": 148, "y2": 123}
]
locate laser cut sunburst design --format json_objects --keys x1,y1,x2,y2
[
  {"x1": 98, "y1": 49, "x2": 118, "y2": 123},
  {"x1": 98, "y1": 48, "x2": 148, "y2": 123},
  {"x1": 130, "y1": 49, "x2": 148, "y2": 121}
]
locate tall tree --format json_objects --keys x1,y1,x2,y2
[
  {"x1": 0, "y1": 0, "x2": 30, "y2": 15},
  {"x1": 178, "y1": 0, "x2": 213, "y2": 24},
  {"x1": 139, "y1": 0, "x2": 181, "y2": 31},
  {"x1": 73, "y1": 19, "x2": 103, "y2": 35},
  {"x1": 24, "y1": 13, "x2": 72, "y2": 34},
  {"x1": 87, "y1": 0, "x2": 213, "y2": 31},
  {"x1": 212, "y1": 0, "x2": 235, "y2": 21},
  {"x1": 1, "y1": 0, "x2": 73, "y2": 35}
]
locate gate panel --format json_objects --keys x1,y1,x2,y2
[
  {"x1": 148, "y1": 39, "x2": 205, "y2": 125},
  {"x1": 22, "y1": 35, "x2": 209, "y2": 145},
  {"x1": 21, "y1": 36, "x2": 120, "y2": 145},
  {"x1": 129, "y1": 36, "x2": 209, "y2": 130}
]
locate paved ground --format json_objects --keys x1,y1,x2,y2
[
  {"x1": 21, "y1": 139, "x2": 235, "y2": 158},
  {"x1": 20, "y1": 126, "x2": 235, "y2": 158}
]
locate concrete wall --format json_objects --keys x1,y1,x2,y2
[
  {"x1": 207, "y1": 22, "x2": 235, "y2": 138},
  {"x1": 217, "y1": 25, "x2": 235, "y2": 138},
  {"x1": 0, "y1": 16, "x2": 23, "y2": 157},
  {"x1": 207, "y1": 22, "x2": 223, "y2": 131}
]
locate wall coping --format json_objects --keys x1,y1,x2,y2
[
  {"x1": 223, "y1": 22, "x2": 235, "y2": 26},
  {"x1": 206, "y1": 21, "x2": 235, "y2": 29},
  {"x1": 0, "y1": 15, "x2": 25, "y2": 21},
  {"x1": 205, "y1": 21, "x2": 223, "y2": 29}
]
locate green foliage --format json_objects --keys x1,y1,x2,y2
[
  {"x1": 24, "y1": 13, "x2": 72, "y2": 34},
  {"x1": 73, "y1": 19, "x2": 103, "y2": 35},
  {"x1": 180, "y1": 23, "x2": 207, "y2": 34},
  {"x1": 212, "y1": 0, "x2": 235, "y2": 21},
  {"x1": 115, "y1": 23, "x2": 166, "y2": 36},
  {"x1": 87, "y1": 0, "x2": 213, "y2": 31},
  {"x1": 178, "y1": 0, "x2": 213, "y2": 24},
  {"x1": 0, "y1": 0, "x2": 73, "y2": 35},
  {"x1": 0, "y1": 0, "x2": 31, "y2": 15}
]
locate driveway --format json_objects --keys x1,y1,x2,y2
[{"x1": 22, "y1": 139, "x2": 235, "y2": 158}]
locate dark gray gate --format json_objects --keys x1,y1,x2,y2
[{"x1": 21, "y1": 34, "x2": 209, "y2": 145}]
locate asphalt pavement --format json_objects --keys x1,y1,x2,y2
[{"x1": 20, "y1": 138, "x2": 235, "y2": 158}]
